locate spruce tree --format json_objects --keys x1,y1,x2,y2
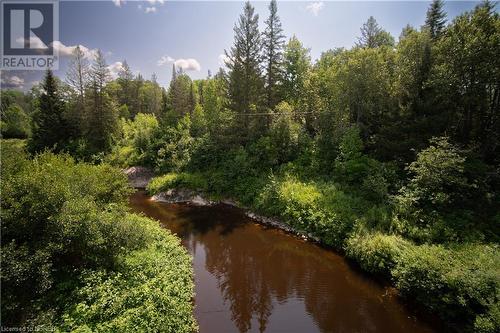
[
  {"x1": 425, "y1": 0, "x2": 447, "y2": 40},
  {"x1": 226, "y1": 1, "x2": 264, "y2": 139},
  {"x1": 263, "y1": 0, "x2": 285, "y2": 110},
  {"x1": 66, "y1": 46, "x2": 90, "y2": 135},
  {"x1": 30, "y1": 69, "x2": 69, "y2": 153},
  {"x1": 87, "y1": 50, "x2": 117, "y2": 152},
  {"x1": 116, "y1": 59, "x2": 134, "y2": 116},
  {"x1": 356, "y1": 16, "x2": 394, "y2": 48}
]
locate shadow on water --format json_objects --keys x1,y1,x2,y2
[{"x1": 130, "y1": 190, "x2": 437, "y2": 333}]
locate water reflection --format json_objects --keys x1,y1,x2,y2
[{"x1": 130, "y1": 191, "x2": 435, "y2": 333}]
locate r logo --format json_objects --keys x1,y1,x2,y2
[
  {"x1": 3, "y1": 2, "x2": 53, "y2": 55},
  {"x1": 1, "y1": 0, "x2": 59, "y2": 70}
]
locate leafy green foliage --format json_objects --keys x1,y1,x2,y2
[
  {"x1": 393, "y1": 244, "x2": 500, "y2": 332},
  {"x1": 356, "y1": 16, "x2": 395, "y2": 48},
  {"x1": 255, "y1": 175, "x2": 362, "y2": 248},
  {"x1": 0, "y1": 103, "x2": 31, "y2": 138},
  {"x1": 394, "y1": 137, "x2": 487, "y2": 242},
  {"x1": 108, "y1": 113, "x2": 159, "y2": 167},
  {"x1": 147, "y1": 172, "x2": 208, "y2": 194},
  {"x1": 0, "y1": 141, "x2": 196, "y2": 331},
  {"x1": 58, "y1": 219, "x2": 196, "y2": 333},
  {"x1": 345, "y1": 233, "x2": 411, "y2": 276}
]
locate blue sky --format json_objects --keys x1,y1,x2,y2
[{"x1": 1, "y1": 1, "x2": 485, "y2": 90}]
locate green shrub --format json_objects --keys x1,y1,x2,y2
[
  {"x1": 394, "y1": 137, "x2": 480, "y2": 243},
  {"x1": 108, "y1": 113, "x2": 159, "y2": 167},
  {"x1": 1, "y1": 148, "x2": 196, "y2": 331},
  {"x1": 58, "y1": 217, "x2": 197, "y2": 333},
  {"x1": 0, "y1": 103, "x2": 31, "y2": 138},
  {"x1": 393, "y1": 243, "x2": 500, "y2": 332},
  {"x1": 345, "y1": 233, "x2": 411, "y2": 276},
  {"x1": 256, "y1": 176, "x2": 360, "y2": 248},
  {"x1": 147, "y1": 172, "x2": 208, "y2": 194}
]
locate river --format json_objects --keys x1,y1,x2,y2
[{"x1": 130, "y1": 190, "x2": 436, "y2": 333}]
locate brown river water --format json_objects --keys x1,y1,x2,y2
[{"x1": 130, "y1": 191, "x2": 436, "y2": 333}]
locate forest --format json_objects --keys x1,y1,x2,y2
[{"x1": 1, "y1": 0, "x2": 499, "y2": 332}]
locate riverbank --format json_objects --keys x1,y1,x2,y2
[
  {"x1": 124, "y1": 167, "x2": 321, "y2": 241},
  {"x1": 143, "y1": 170, "x2": 499, "y2": 333}
]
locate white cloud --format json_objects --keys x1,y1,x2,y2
[
  {"x1": 175, "y1": 58, "x2": 201, "y2": 71},
  {"x1": 157, "y1": 55, "x2": 174, "y2": 66},
  {"x1": 139, "y1": 0, "x2": 165, "y2": 14},
  {"x1": 13, "y1": 38, "x2": 98, "y2": 60},
  {"x1": 157, "y1": 55, "x2": 201, "y2": 71},
  {"x1": 218, "y1": 53, "x2": 231, "y2": 67},
  {"x1": 51, "y1": 41, "x2": 98, "y2": 60},
  {"x1": 112, "y1": 0, "x2": 125, "y2": 7},
  {"x1": 306, "y1": 2, "x2": 324, "y2": 16},
  {"x1": 1, "y1": 75, "x2": 25, "y2": 89},
  {"x1": 107, "y1": 61, "x2": 125, "y2": 79}
]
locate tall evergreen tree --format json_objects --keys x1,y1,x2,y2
[
  {"x1": 167, "y1": 66, "x2": 193, "y2": 117},
  {"x1": 226, "y1": 1, "x2": 264, "y2": 138},
  {"x1": 66, "y1": 46, "x2": 90, "y2": 135},
  {"x1": 87, "y1": 50, "x2": 118, "y2": 152},
  {"x1": 425, "y1": 0, "x2": 447, "y2": 40},
  {"x1": 66, "y1": 46, "x2": 89, "y2": 106},
  {"x1": 356, "y1": 16, "x2": 395, "y2": 48},
  {"x1": 29, "y1": 69, "x2": 69, "y2": 153},
  {"x1": 116, "y1": 59, "x2": 134, "y2": 116},
  {"x1": 263, "y1": 0, "x2": 285, "y2": 111}
]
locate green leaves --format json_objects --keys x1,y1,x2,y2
[{"x1": 1, "y1": 146, "x2": 195, "y2": 331}]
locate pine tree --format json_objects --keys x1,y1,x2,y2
[
  {"x1": 167, "y1": 65, "x2": 193, "y2": 117},
  {"x1": 189, "y1": 82, "x2": 196, "y2": 115},
  {"x1": 425, "y1": 0, "x2": 447, "y2": 40},
  {"x1": 117, "y1": 59, "x2": 134, "y2": 116},
  {"x1": 29, "y1": 69, "x2": 69, "y2": 153},
  {"x1": 263, "y1": 0, "x2": 285, "y2": 111},
  {"x1": 171, "y1": 63, "x2": 177, "y2": 82},
  {"x1": 66, "y1": 46, "x2": 89, "y2": 105},
  {"x1": 226, "y1": 1, "x2": 264, "y2": 139},
  {"x1": 66, "y1": 46, "x2": 90, "y2": 135},
  {"x1": 87, "y1": 50, "x2": 117, "y2": 152},
  {"x1": 356, "y1": 16, "x2": 394, "y2": 48}
]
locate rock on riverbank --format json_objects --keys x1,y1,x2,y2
[{"x1": 124, "y1": 166, "x2": 154, "y2": 188}]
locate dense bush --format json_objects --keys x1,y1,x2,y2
[
  {"x1": 394, "y1": 137, "x2": 495, "y2": 243},
  {"x1": 58, "y1": 216, "x2": 196, "y2": 333},
  {"x1": 255, "y1": 175, "x2": 361, "y2": 248},
  {"x1": 393, "y1": 244, "x2": 500, "y2": 333},
  {"x1": 0, "y1": 103, "x2": 31, "y2": 138},
  {"x1": 147, "y1": 172, "x2": 208, "y2": 194},
  {"x1": 0, "y1": 141, "x2": 196, "y2": 331},
  {"x1": 108, "y1": 113, "x2": 159, "y2": 167},
  {"x1": 345, "y1": 232, "x2": 410, "y2": 276}
]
